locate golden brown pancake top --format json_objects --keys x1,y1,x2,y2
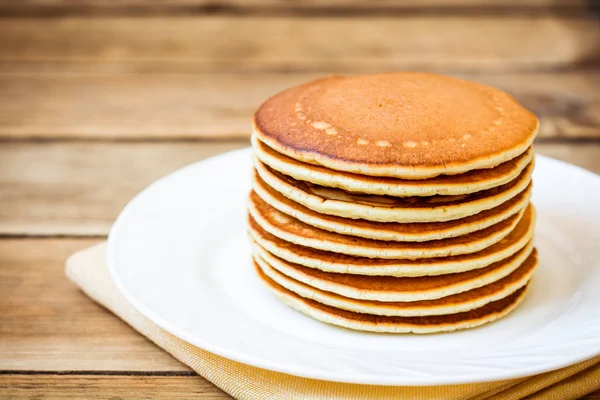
[{"x1": 254, "y1": 73, "x2": 538, "y2": 177}]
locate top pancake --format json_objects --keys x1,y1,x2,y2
[{"x1": 253, "y1": 73, "x2": 538, "y2": 179}]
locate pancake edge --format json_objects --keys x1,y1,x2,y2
[
  {"x1": 247, "y1": 226, "x2": 535, "y2": 277},
  {"x1": 252, "y1": 242, "x2": 535, "y2": 302},
  {"x1": 247, "y1": 196, "x2": 531, "y2": 260},
  {"x1": 252, "y1": 171, "x2": 532, "y2": 242},
  {"x1": 253, "y1": 122, "x2": 538, "y2": 180},
  {"x1": 254, "y1": 158, "x2": 534, "y2": 223},
  {"x1": 260, "y1": 271, "x2": 531, "y2": 333},
  {"x1": 253, "y1": 254, "x2": 537, "y2": 316}
]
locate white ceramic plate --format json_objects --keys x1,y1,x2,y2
[{"x1": 108, "y1": 149, "x2": 600, "y2": 386}]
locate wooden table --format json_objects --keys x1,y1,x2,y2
[{"x1": 1, "y1": 1, "x2": 599, "y2": 398}]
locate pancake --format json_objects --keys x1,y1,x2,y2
[
  {"x1": 248, "y1": 220, "x2": 535, "y2": 277},
  {"x1": 253, "y1": 134, "x2": 534, "y2": 197},
  {"x1": 252, "y1": 243, "x2": 535, "y2": 301},
  {"x1": 258, "y1": 265, "x2": 530, "y2": 333},
  {"x1": 253, "y1": 73, "x2": 538, "y2": 179},
  {"x1": 248, "y1": 192, "x2": 531, "y2": 259},
  {"x1": 254, "y1": 159, "x2": 533, "y2": 223},
  {"x1": 253, "y1": 170, "x2": 532, "y2": 242},
  {"x1": 253, "y1": 250, "x2": 537, "y2": 316}
]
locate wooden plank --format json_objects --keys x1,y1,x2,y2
[
  {"x1": 0, "y1": 72, "x2": 597, "y2": 139},
  {"x1": 0, "y1": 16, "x2": 597, "y2": 72},
  {"x1": 0, "y1": 141, "x2": 248, "y2": 236},
  {"x1": 8, "y1": 374, "x2": 596, "y2": 400},
  {"x1": 0, "y1": 0, "x2": 588, "y2": 16},
  {"x1": 0, "y1": 141, "x2": 598, "y2": 237},
  {"x1": 0, "y1": 374, "x2": 230, "y2": 399},
  {"x1": 0, "y1": 238, "x2": 191, "y2": 371},
  {"x1": 0, "y1": 376, "x2": 598, "y2": 400}
]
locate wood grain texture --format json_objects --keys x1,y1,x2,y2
[
  {"x1": 0, "y1": 374, "x2": 229, "y2": 399},
  {"x1": 0, "y1": 239, "x2": 190, "y2": 371},
  {"x1": 0, "y1": 374, "x2": 597, "y2": 400},
  {"x1": 0, "y1": 72, "x2": 598, "y2": 139},
  {"x1": 0, "y1": 0, "x2": 589, "y2": 15},
  {"x1": 0, "y1": 141, "x2": 248, "y2": 236},
  {"x1": 0, "y1": 141, "x2": 598, "y2": 237},
  {"x1": 0, "y1": 16, "x2": 598, "y2": 72}
]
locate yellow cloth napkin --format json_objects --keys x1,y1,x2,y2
[{"x1": 66, "y1": 242, "x2": 600, "y2": 400}]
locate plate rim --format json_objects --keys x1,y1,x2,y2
[{"x1": 107, "y1": 149, "x2": 600, "y2": 386}]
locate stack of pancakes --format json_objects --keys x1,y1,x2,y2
[{"x1": 247, "y1": 72, "x2": 539, "y2": 333}]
